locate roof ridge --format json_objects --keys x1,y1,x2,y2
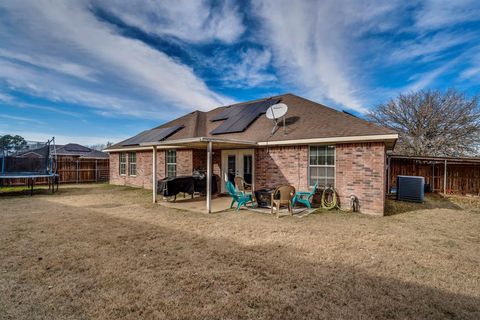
[
  {"x1": 152, "y1": 111, "x2": 199, "y2": 130},
  {"x1": 192, "y1": 111, "x2": 201, "y2": 137},
  {"x1": 209, "y1": 93, "x2": 291, "y2": 112}
]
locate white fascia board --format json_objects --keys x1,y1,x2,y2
[
  {"x1": 257, "y1": 134, "x2": 399, "y2": 146},
  {"x1": 103, "y1": 146, "x2": 178, "y2": 152}
]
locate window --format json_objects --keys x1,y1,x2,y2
[
  {"x1": 119, "y1": 152, "x2": 126, "y2": 175},
  {"x1": 309, "y1": 145, "x2": 335, "y2": 187},
  {"x1": 166, "y1": 149, "x2": 176, "y2": 177},
  {"x1": 128, "y1": 152, "x2": 137, "y2": 176}
]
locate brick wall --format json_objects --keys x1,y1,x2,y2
[
  {"x1": 255, "y1": 146, "x2": 309, "y2": 192},
  {"x1": 110, "y1": 149, "x2": 193, "y2": 189},
  {"x1": 176, "y1": 149, "x2": 193, "y2": 176},
  {"x1": 192, "y1": 149, "x2": 222, "y2": 192},
  {"x1": 192, "y1": 149, "x2": 221, "y2": 176},
  {"x1": 109, "y1": 151, "x2": 158, "y2": 188},
  {"x1": 255, "y1": 143, "x2": 386, "y2": 215},
  {"x1": 110, "y1": 143, "x2": 386, "y2": 214},
  {"x1": 192, "y1": 149, "x2": 207, "y2": 171},
  {"x1": 335, "y1": 142, "x2": 386, "y2": 215}
]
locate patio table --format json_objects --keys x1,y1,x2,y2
[{"x1": 254, "y1": 188, "x2": 275, "y2": 208}]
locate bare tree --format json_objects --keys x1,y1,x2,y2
[
  {"x1": 88, "y1": 142, "x2": 113, "y2": 151},
  {"x1": 369, "y1": 89, "x2": 480, "y2": 157}
]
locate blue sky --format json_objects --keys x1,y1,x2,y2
[{"x1": 1, "y1": 0, "x2": 480, "y2": 145}]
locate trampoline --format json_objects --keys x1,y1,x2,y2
[{"x1": 0, "y1": 137, "x2": 59, "y2": 195}]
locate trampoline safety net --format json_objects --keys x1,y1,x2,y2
[{"x1": 1, "y1": 138, "x2": 57, "y2": 176}]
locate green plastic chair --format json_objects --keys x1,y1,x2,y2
[
  {"x1": 226, "y1": 181, "x2": 254, "y2": 212},
  {"x1": 292, "y1": 182, "x2": 318, "y2": 208}
]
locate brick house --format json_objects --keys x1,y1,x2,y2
[{"x1": 105, "y1": 94, "x2": 397, "y2": 215}]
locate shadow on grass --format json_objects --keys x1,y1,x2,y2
[
  {"x1": 385, "y1": 193, "x2": 463, "y2": 216},
  {"x1": 0, "y1": 183, "x2": 150, "y2": 199},
  {"x1": 0, "y1": 185, "x2": 54, "y2": 197},
  {"x1": 1, "y1": 197, "x2": 478, "y2": 319}
]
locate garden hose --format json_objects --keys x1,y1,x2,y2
[{"x1": 321, "y1": 187, "x2": 338, "y2": 210}]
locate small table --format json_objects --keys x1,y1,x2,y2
[{"x1": 254, "y1": 188, "x2": 275, "y2": 208}]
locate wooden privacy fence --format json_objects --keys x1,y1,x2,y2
[
  {"x1": 387, "y1": 155, "x2": 480, "y2": 196},
  {"x1": 2, "y1": 158, "x2": 109, "y2": 186},
  {"x1": 57, "y1": 158, "x2": 109, "y2": 183}
]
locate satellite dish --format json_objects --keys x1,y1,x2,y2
[
  {"x1": 266, "y1": 103, "x2": 288, "y2": 120},
  {"x1": 266, "y1": 103, "x2": 289, "y2": 135}
]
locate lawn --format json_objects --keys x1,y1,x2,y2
[{"x1": 1, "y1": 184, "x2": 479, "y2": 319}]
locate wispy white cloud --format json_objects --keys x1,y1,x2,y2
[
  {"x1": 218, "y1": 49, "x2": 276, "y2": 88},
  {"x1": 93, "y1": 0, "x2": 245, "y2": 44},
  {"x1": 2, "y1": 97, "x2": 84, "y2": 118},
  {"x1": 1, "y1": 0, "x2": 479, "y2": 127},
  {"x1": 0, "y1": 92, "x2": 14, "y2": 103},
  {"x1": 0, "y1": 0, "x2": 233, "y2": 118},
  {"x1": 460, "y1": 66, "x2": 480, "y2": 80},
  {"x1": 0, "y1": 49, "x2": 98, "y2": 82},
  {"x1": 388, "y1": 32, "x2": 476, "y2": 63},
  {"x1": 251, "y1": 0, "x2": 404, "y2": 112},
  {"x1": 413, "y1": 0, "x2": 480, "y2": 30},
  {"x1": 0, "y1": 114, "x2": 43, "y2": 124}
]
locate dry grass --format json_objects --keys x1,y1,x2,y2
[{"x1": 1, "y1": 184, "x2": 479, "y2": 320}]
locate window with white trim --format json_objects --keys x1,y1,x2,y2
[
  {"x1": 119, "y1": 152, "x2": 127, "y2": 175},
  {"x1": 128, "y1": 152, "x2": 137, "y2": 176},
  {"x1": 309, "y1": 145, "x2": 335, "y2": 187},
  {"x1": 166, "y1": 149, "x2": 176, "y2": 178}
]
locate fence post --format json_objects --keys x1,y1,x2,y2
[
  {"x1": 431, "y1": 163, "x2": 434, "y2": 191},
  {"x1": 95, "y1": 159, "x2": 98, "y2": 182},
  {"x1": 76, "y1": 159, "x2": 79, "y2": 184}
]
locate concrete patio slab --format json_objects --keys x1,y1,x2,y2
[{"x1": 157, "y1": 194, "x2": 317, "y2": 217}]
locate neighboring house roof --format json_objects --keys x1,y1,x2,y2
[
  {"x1": 16, "y1": 151, "x2": 44, "y2": 157},
  {"x1": 106, "y1": 93, "x2": 398, "y2": 151},
  {"x1": 18, "y1": 143, "x2": 109, "y2": 159},
  {"x1": 55, "y1": 144, "x2": 109, "y2": 158},
  {"x1": 79, "y1": 149, "x2": 110, "y2": 159}
]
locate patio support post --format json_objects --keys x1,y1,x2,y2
[
  {"x1": 152, "y1": 146, "x2": 157, "y2": 203},
  {"x1": 444, "y1": 159, "x2": 447, "y2": 195},
  {"x1": 206, "y1": 141, "x2": 212, "y2": 213},
  {"x1": 387, "y1": 156, "x2": 391, "y2": 194}
]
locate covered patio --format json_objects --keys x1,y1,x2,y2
[
  {"x1": 141, "y1": 137, "x2": 258, "y2": 213},
  {"x1": 140, "y1": 136, "x2": 316, "y2": 216}
]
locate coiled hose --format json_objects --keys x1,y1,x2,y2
[{"x1": 321, "y1": 187, "x2": 338, "y2": 210}]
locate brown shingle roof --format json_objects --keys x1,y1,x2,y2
[{"x1": 107, "y1": 93, "x2": 396, "y2": 150}]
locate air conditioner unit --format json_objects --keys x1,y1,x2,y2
[{"x1": 396, "y1": 175, "x2": 425, "y2": 203}]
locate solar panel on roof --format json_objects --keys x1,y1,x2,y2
[
  {"x1": 121, "y1": 125, "x2": 184, "y2": 146},
  {"x1": 211, "y1": 105, "x2": 245, "y2": 121},
  {"x1": 210, "y1": 99, "x2": 280, "y2": 135},
  {"x1": 158, "y1": 125, "x2": 185, "y2": 140},
  {"x1": 64, "y1": 144, "x2": 90, "y2": 152}
]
